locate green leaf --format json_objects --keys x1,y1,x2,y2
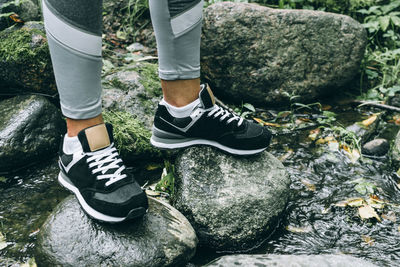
[
  {"x1": 243, "y1": 103, "x2": 255, "y2": 112},
  {"x1": 391, "y1": 15, "x2": 400, "y2": 27},
  {"x1": 355, "y1": 184, "x2": 367, "y2": 195},
  {"x1": 379, "y1": 16, "x2": 391, "y2": 31}
]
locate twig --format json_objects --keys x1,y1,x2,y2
[{"x1": 353, "y1": 100, "x2": 400, "y2": 112}]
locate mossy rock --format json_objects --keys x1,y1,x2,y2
[
  {"x1": 103, "y1": 110, "x2": 162, "y2": 164},
  {"x1": 0, "y1": 22, "x2": 56, "y2": 95},
  {"x1": 102, "y1": 62, "x2": 162, "y2": 131}
]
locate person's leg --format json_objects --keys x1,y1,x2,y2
[
  {"x1": 149, "y1": 0, "x2": 203, "y2": 107},
  {"x1": 42, "y1": 0, "x2": 104, "y2": 136},
  {"x1": 149, "y1": 0, "x2": 272, "y2": 155},
  {"x1": 42, "y1": 0, "x2": 148, "y2": 222}
]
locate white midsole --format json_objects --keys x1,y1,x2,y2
[
  {"x1": 58, "y1": 172, "x2": 126, "y2": 223},
  {"x1": 150, "y1": 137, "x2": 266, "y2": 155}
]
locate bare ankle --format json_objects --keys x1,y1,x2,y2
[
  {"x1": 161, "y1": 78, "x2": 201, "y2": 107},
  {"x1": 66, "y1": 114, "x2": 104, "y2": 137}
]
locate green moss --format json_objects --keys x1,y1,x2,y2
[
  {"x1": 103, "y1": 110, "x2": 162, "y2": 160},
  {"x1": 0, "y1": 27, "x2": 48, "y2": 63},
  {"x1": 133, "y1": 62, "x2": 162, "y2": 97}
]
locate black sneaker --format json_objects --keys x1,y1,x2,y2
[
  {"x1": 58, "y1": 123, "x2": 148, "y2": 223},
  {"x1": 150, "y1": 84, "x2": 271, "y2": 155}
]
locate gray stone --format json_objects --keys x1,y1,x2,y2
[
  {"x1": 204, "y1": 254, "x2": 378, "y2": 267},
  {"x1": 345, "y1": 115, "x2": 380, "y2": 145},
  {"x1": 102, "y1": 62, "x2": 162, "y2": 131},
  {"x1": 362, "y1": 138, "x2": 389, "y2": 156},
  {"x1": 127, "y1": 42, "x2": 145, "y2": 52},
  {"x1": 0, "y1": 0, "x2": 40, "y2": 31},
  {"x1": 0, "y1": 22, "x2": 56, "y2": 95},
  {"x1": 36, "y1": 196, "x2": 198, "y2": 267},
  {"x1": 201, "y1": 3, "x2": 367, "y2": 107},
  {"x1": 391, "y1": 130, "x2": 400, "y2": 163},
  {"x1": 0, "y1": 95, "x2": 64, "y2": 172},
  {"x1": 173, "y1": 146, "x2": 290, "y2": 252}
]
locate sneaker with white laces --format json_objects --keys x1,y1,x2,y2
[
  {"x1": 58, "y1": 123, "x2": 148, "y2": 223},
  {"x1": 150, "y1": 84, "x2": 272, "y2": 155}
]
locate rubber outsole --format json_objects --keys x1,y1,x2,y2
[
  {"x1": 58, "y1": 172, "x2": 146, "y2": 223},
  {"x1": 150, "y1": 136, "x2": 267, "y2": 155}
]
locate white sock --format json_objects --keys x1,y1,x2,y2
[
  {"x1": 63, "y1": 134, "x2": 82, "y2": 154},
  {"x1": 161, "y1": 98, "x2": 200, "y2": 118}
]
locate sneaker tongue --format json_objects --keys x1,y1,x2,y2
[
  {"x1": 199, "y1": 84, "x2": 216, "y2": 109},
  {"x1": 78, "y1": 123, "x2": 114, "y2": 153}
]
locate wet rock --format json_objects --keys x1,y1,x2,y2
[
  {"x1": 0, "y1": 95, "x2": 64, "y2": 173},
  {"x1": 102, "y1": 62, "x2": 162, "y2": 131},
  {"x1": 173, "y1": 146, "x2": 290, "y2": 252},
  {"x1": 0, "y1": 22, "x2": 56, "y2": 95},
  {"x1": 201, "y1": 2, "x2": 367, "y2": 107},
  {"x1": 391, "y1": 130, "x2": 400, "y2": 163},
  {"x1": 362, "y1": 138, "x2": 389, "y2": 156},
  {"x1": 346, "y1": 115, "x2": 380, "y2": 145},
  {"x1": 36, "y1": 196, "x2": 198, "y2": 267},
  {"x1": 0, "y1": 0, "x2": 40, "y2": 31},
  {"x1": 204, "y1": 254, "x2": 378, "y2": 267}
]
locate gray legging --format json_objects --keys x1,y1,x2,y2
[{"x1": 42, "y1": 0, "x2": 203, "y2": 119}]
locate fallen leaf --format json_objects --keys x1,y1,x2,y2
[
  {"x1": 286, "y1": 225, "x2": 312, "y2": 233},
  {"x1": 362, "y1": 235, "x2": 375, "y2": 246},
  {"x1": 322, "y1": 105, "x2": 332, "y2": 111},
  {"x1": 348, "y1": 198, "x2": 365, "y2": 207},
  {"x1": 315, "y1": 138, "x2": 326, "y2": 145},
  {"x1": 362, "y1": 115, "x2": 377, "y2": 127},
  {"x1": 359, "y1": 205, "x2": 381, "y2": 221},
  {"x1": 253, "y1": 118, "x2": 281, "y2": 127},
  {"x1": 9, "y1": 13, "x2": 24, "y2": 23},
  {"x1": 145, "y1": 189, "x2": 160, "y2": 197},
  {"x1": 334, "y1": 197, "x2": 364, "y2": 207},
  {"x1": 301, "y1": 179, "x2": 316, "y2": 192},
  {"x1": 0, "y1": 233, "x2": 7, "y2": 250},
  {"x1": 278, "y1": 149, "x2": 294, "y2": 162},
  {"x1": 381, "y1": 211, "x2": 396, "y2": 222},
  {"x1": 146, "y1": 164, "x2": 162, "y2": 171}
]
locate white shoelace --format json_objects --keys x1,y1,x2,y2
[
  {"x1": 207, "y1": 105, "x2": 244, "y2": 127},
  {"x1": 86, "y1": 144, "x2": 127, "y2": 187}
]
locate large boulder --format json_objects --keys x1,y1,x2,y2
[
  {"x1": 0, "y1": 95, "x2": 64, "y2": 173},
  {"x1": 173, "y1": 146, "x2": 290, "y2": 252},
  {"x1": 36, "y1": 196, "x2": 198, "y2": 267},
  {"x1": 204, "y1": 254, "x2": 378, "y2": 267},
  {"x1": 201, "y1": 2, "x2": 367, "y2": 107},
  {"x1": 0, "y1": 0, "x2": 41, "y2": 31},
  {"x1": 0, "y1": 22, "x2": 56, "y2": 95}
]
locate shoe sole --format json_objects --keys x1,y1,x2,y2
[
  {"x1": 150, "y1": 135, "x2": 267, "y2": 155},
  {"x1": 58, "y1": 172, "x2": 146, "y2": 223}
]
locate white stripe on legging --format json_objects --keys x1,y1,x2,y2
[
  {"x1": 170, "y1": 0, "x2": 203, "y2": 37},
  {"x1": 42, "y1": 0, "x2": 102, "y2": 57}
]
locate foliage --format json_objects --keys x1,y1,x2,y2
[
  {"x1": 155, "y1": 161, "x2": 175, "y2": 196},
  {"x1": 0, "y1": 27, "x2": 47, "y2": 63},
  {"x1": 102, "y1": 111, "x2": 162, "y2": 159}
]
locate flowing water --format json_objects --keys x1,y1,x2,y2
[{"x1": 0, "y1": 101, "x2": 400, "y2": 266}]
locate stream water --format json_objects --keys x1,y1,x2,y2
[{"x1": 0, "y1": 100, "x2": 400, "y2": 266}]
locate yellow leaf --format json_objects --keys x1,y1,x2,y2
[
  {"x1": 359, "y1": 205, "x2": 381, "y2": 221},
  {"x1": 145, "y1": 189, "x2": 160, "y2": 197},
  {"x1": 334, "y1": 197, "x2": 364, "y2": 207},
  {"x1": 278, "y1": 149, "x2": 294, "y2": 162},
  {"x1": 146, "y1": 164, "x2": 162, "y2": 171},
  {"x1": 322, "y1": 105, "x2": 332, "y2": 111},
  {"x1": 301, "y1": 179, "x2": 316, "y2": 192},
  {"x1": 362, "y1": 235, "x2": 375, "y2": 246},
  {"x1": 315, "y1": 138, "x2": 326, "y2": 145},
  {"x1": 362, "y1": 115, "x2": 377, "y2": 127},
  {"x1": 253, "y1": 118, "x2": 281, "y2": 127},
  {"x1": 348, "y1": 198, "x2": 365, "y2": 207}
]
